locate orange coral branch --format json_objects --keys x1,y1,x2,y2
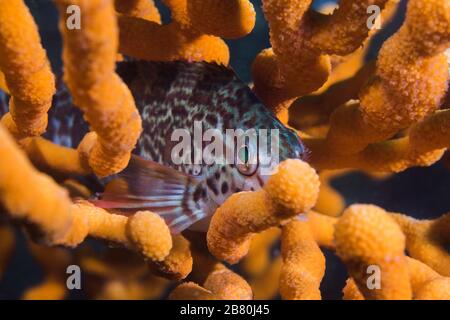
[
  {"x1": 305, "y1": 108, "x2": 450, "y2": 172},
  {"x1": 150, "y1": 234, "x2": 193, "y2": 280},
  {"x1": 249, "y1": 256, "x2": 282, "y2": 300},
  {"x1": 0, "y1": 0, "x2": 55, "y2": 138},
  {"x1": 185, "y1": 0, "x2": 256, "y2": 39},
  {"x1": 406, "y1": 257, "x2": 444, "y2": 294},
  {"x1": 207, "y1": 159, "x2": 319, "y2": 264},
  {"x1": 118, "y1": 0, "x2": 255, "y2": 65},
  {"x1": 241, "y1": 227, "x2": 281, "y2": 277},
  {"x1": 169, "y1": 282, "x2": 215, "y2": 300},
  {"x1": 326, "y1": 0, "x2": 450, "y2": 155},
  {"x1": 309, "y1": 0, "x2": 388, "y2": 55},
  {"x1": 0, "y1": 123, "x2": 179, "y2": 276},
  {"x1": 201, "y1": 266, "x2": 253, "y2": 300},
  {"x1": 21, "y1": 137, "x2": 89, "y2": 176},
  {"x1": 306, "y1": 137, "x2": 445, "y2": 173},
  {"x1": 343, "y1": 257, "x2": 450, "y2": 300},
  {"x1": 55, "y1": 0, "x2": 142, "y2": 177},
  {"x1": 0, "y1": 70, "x2": 8, "y2": 93},
  {"x1": 0, "y1": 124, "x2": 74, "y2": 243},
  {"x1": 252, "y1": 0, "x2": 388, "y2": 121},
  {"x1": 305, "y1": 211, "x2": 338, "y2": 249},
  {"x1": 391, "y1": 212, "x2": 450, "y2": 277},
  {"x1": 342, "y1": 278, "x2": 364, "y2": 300},
  {"x1": 415, "y1": 278, "x2": 450, "y2": 300},
  {"x1": 170, "y1": 265, "x2": 253, "y2": 300},
  {"x1": 289, "y1": 61, "x2": 376, "y2": 131},
  {"x1": 115, "y1": 0, "x2": 161, "y2": 23},
  {"x1": 118, "y1": 18, "x2": 230, "y2": 64},
  {"x1": 334, "y1": 204, "x2": 412, "y2": 299},
  {"x1": 279, "y1": 219, "x2": 325, "y2": 300},
  {"x1": 303, "y1": 208, "x2": 449, "y2": 280},
  {"x1": 314, "y1": 170, "x2": 346, "y2": 217},
  {"x1": 409, "y1": 109, "x2": 450, "y2": 154},
  {"x1": 64, "y1": 202, "x2": 173, "y2": 262}
]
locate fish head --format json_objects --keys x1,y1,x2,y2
[
  {"x1": 214, "y1": 122, "x2": 307, "y2": 198},
  {"x1": 278, "y1": 126, "x2": 308, "y2": 161}
]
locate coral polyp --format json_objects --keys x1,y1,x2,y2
[{"x1": 0, "y1": 0, "x2": 449, "y2": 301}]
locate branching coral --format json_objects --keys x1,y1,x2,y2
[
  {"x1": 390, "y1": 212, "x2": 450, "y2": 276},
  {"x1": 252, "y1": 0, "x2": 389, "y2": 122},
  {"x1": 326, "y1": 0, "x2": 450, "y2": 154},
  {"x1": 302, "y1": 0, "x2": 450, "y2": 172},
  {"x1": 296, "y1": 206, "x2": 449, "y2": 300},
  {"x1": 311, "y1": 204, "x2": 450, "y2": 300},
  {"x1": 0, "y1": 0, "x2": 449, "y2": 301},
  {"x1": 0, "y1": 70, "x2": 8, "y2": 93},
  {"x1": 307, "y1": 107, "x2": 450, "y2": 172},
  {"x1": 0, "y1": 0, "x2": 55, "y2": 139},
  {"x1": 314, "y1": 170, "x2": 346, "y2": 216},
  {"x1": 0, "y1": 124, "x2": 179, "y2": 275},
  {"x1": 115, "y1": 0, "x2": 161, "y2": 23},
  {"x1": 118, "y1": 0, "x2": 256, "y2": 65},
  {"x1": 334, "y1": 204, "x2": 412, "y2": 299},
  {"x1": 149, "y1": 234, "x2": 193, "y2": 280},
  {"x1": 343, "y1": 257, "x2": 450, "y2": 300},
  {"x1": 21, "y1": 137, "x2": 87, "y2": 176},
  {"x1": 279, "y1": 219, "x2": 325, "y2": 300},
  {"x1": 0, "y1": 124, "x2": 74, "y2": 244},
  {"x1": 207, "y1": 159, "x2": 320, "y2": 264},
  {"x1": 305, "y1": 211, "x2": 338, "y2": 249},
  {"x1": 55, "y1": 0, "x2": 143, "y2": 177},
  {"x1": 249, "y1": 256, "x2": 282, "y2": 300},
  {"x1": 170, "y1": 265, "x2": 253, "y2": 300},
  {"x1": 0, "y1": 0, "x2": 257, "y2": 178},
  {"x1": 241, "y1": 227, "x2": 281, "y2": 277}
]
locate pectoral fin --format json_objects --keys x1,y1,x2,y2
[{"x1": 91, "y1": 156, "x2": 208, "y2": 233}]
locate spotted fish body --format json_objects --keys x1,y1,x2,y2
[{"x1": 0, "y1": 61, "x2": 306, "y2": 232}]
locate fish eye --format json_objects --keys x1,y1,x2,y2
[{"x1": 236, "y1": 144, "x2": 258, "y2": 176}]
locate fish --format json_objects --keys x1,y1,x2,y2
[{"x1": 0, "y1": 60, "x2": 307, "y2": 233}]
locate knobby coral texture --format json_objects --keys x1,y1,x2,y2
[{"x1": 0, "y1": 0, "x2": 449, "y2": 300}]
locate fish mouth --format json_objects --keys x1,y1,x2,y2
[
  {"x1": 254, "y1": 165, "x2": 274, "y2": 183},
  {"x1": 256, "y1": 173, "x2": 269, "y2": 187},
  {"x1": 240, "y1": 171, "x2": 268, "y2": 191}
]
